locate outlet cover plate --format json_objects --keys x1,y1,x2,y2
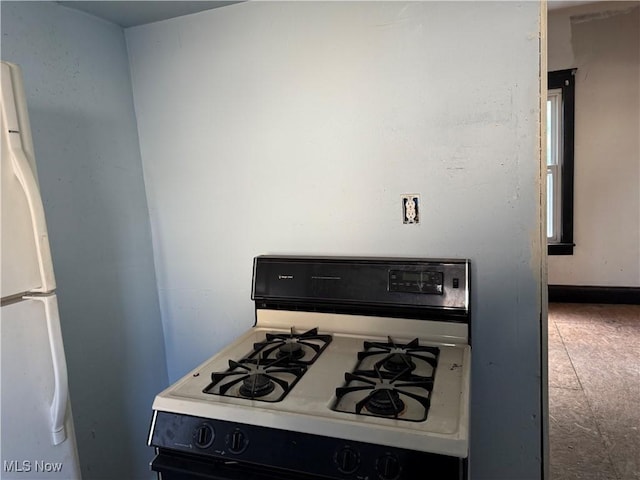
[{"x1": 402, "y1": 194, "x2": 420, "y2": 224}]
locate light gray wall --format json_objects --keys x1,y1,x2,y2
[
  {"x1": 1, "y1": 2, "x2": 167, "y2": 479},
  {"x1": 126, "y1": 2, "x2": 544, "y2": 478},
  {"x1": 547, "y1": 2, "x2": 640, "y2": 287}
]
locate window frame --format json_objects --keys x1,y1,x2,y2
[{"x1": 547, "y1": 69, "x2": 576, "y2": 255}]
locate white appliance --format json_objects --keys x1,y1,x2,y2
[
  {"x1": 1, "y1": 61, "x2": 81, "y2": 480},
  {"x1": 148, "y1": 256, "x2": 471, "y2": 479}
]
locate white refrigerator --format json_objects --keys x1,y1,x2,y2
[{"x1": 1, "y1": 61, "x2": 81, "y2": 479}]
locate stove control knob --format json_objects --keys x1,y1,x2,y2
[
  {"x1": 334, "y1": 446, "x2": 360, "y2": 474},
  {"x1": 193, "y1": 423, "x2": 215, "y2": 449},
  {"x1": 376, "y1": 453, "x2": 401, "y2": 480},
  {"x1": 227, "y1": 429, "x2": 248, "y2": 454}
]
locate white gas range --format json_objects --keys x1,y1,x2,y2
[{"x1": 148, "y1": 256, "x2": 471, "y2": 480}]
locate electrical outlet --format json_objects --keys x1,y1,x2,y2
[{"x1": 402, "y1": 194, "x2": 420, "y2": 224}]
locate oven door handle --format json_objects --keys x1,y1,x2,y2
[
  {"x1": 151, "y1": 452, "x2": 326, "y2": 480},
  {"x1": 151, "y1": 453, "x2": 230, "y2": 480}
]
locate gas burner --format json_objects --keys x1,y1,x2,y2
[
  {"x1": 364, "y1": 389, "x2": 405, "y2": 416},
  {"x1": 277, "y1": 342, "x2": 305, "y2": 360},
  {"x1": 358, "y1": 336, "x2": 439, "y2": 373},
  {"x1": 333, "y1": 367, "x2": 433, "y2": 421},
  {"x1": 203, "y1": 356, "x2": 306, "y2": 402},
  {"x1": 239, "y1": 373, "x2": 276, "y2": 398},
  {"x1": 252, "y1": 327, "x2": 332, "y2": 364},
  {"x1": 382, "y1": 353, "x2": 416, "y2": 373}
]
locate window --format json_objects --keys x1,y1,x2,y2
[
  {"x1": 547, "y1": 89, "x2": 562, "y2": 242},
  {"x1": 547, "y1": 69, "x2": 576, "y2": 255}
]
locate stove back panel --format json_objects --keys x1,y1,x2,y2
[{"x1": 252, "y1": 256, "x2": 469, "y2": 321}]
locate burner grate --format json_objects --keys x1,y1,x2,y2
[
  {"x1": 358, "y1": 336, "x2": 439, "y2": 371},
  {"x1": 203, "y1": 327, "x2": 331, "y2": 402},
  {"x1": 332, "y1": 337, "x2": 439, "y2": 422},
  {"x1": 203, "y1": 356, "x2": 306, "y2": 402},
  {"x1": 252, "y1": 327, "x2": 332, "y2": 364},
  {"x1": 334, "y1": 367, "x2": 433, "y2": 420}
]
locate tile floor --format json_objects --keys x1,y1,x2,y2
[{"x1": 548, "y1": 303, "x2": 640, "y2": 480}]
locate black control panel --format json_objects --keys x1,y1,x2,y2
[
  {"x1": 251, "y1": 256, "x2": 470, "y2": 317},
  {"x1": 389, "y1": 270, "x2": 443, "y2": 294},
  {"x1": 150, "y1": 411, "x2": 463, "y2": 480}
]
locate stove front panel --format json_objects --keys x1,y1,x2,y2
[{"x1": 150, "y1": 411, "x2": 464, "y2": 480}]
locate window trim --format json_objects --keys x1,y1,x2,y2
[{"x1": 547, "y1": 69, "x2": 576, "y2": 256}]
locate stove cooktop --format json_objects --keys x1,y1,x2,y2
[{"x1": 151, "y1": 317, "x2": 470, "y2": 457}]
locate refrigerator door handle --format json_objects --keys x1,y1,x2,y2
[
  {"x1": 23, "y1": 294, "x2": 68, "y2": 445},
  {"x1": 1, "y1": 63, "x2": 56, "y2": 292}
]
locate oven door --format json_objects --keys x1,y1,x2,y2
[{"x1": 151, "y1": 451, "x2": 328, "y2": 480}]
